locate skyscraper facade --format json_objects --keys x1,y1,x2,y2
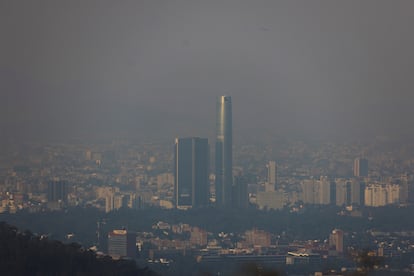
[
  {"x1": 354, "y1": 158, "x2": 368, "y2": 177},
  {"x1": 267, "y1": 161, "x2": 277, "y2": 187},
  {"x1": 329, "y1": 229, "x2": 344, "y2": 254},
  {"x1": 215, "y1": 96, "x2": 233, "y2": 207},
  {"x1": 232, "y1": 174, "x2": 249, "y2": 209},
  {"x1": 47, "y1": 180, "x2": 68, "y2": 202},
  {"x1": 174, "y1": 137, "x2": 209, "y2": 209},
  {"x1": 107, "y1": 229, "x2": 136, "y2": 259}
]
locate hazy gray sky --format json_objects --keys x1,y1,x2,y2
[{"x1": 1, "y1": 0, "x2": 414, "y2": 143}]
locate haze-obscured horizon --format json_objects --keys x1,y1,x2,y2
[{"x1": 1, "y1": 0, "x2": 414, "y2": 145}]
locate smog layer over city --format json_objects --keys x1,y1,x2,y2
[{"x1": 1, "y1": 1, "x2": 414, "y2": 275}]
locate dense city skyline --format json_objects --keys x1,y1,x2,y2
[
  {"x1": 2, "y1": 1, "x2": 414, "y2": 275},
  {"x1": 2, "y1": 125, "x2": 414, "y2": 274},
  {"x1": 2, "y1": 0, "x2": 414, "y2": 145}
]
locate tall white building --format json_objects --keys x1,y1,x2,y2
[
  {"x1": 301, "y1": 179, "x2": 316, "y2": 204},
  {"x1": 335, "y1": 179, "x2": 348, "y2": 206},
  {"x1": 354, "y1": 158, "x2": 368, "y2": 177},
  {"x1": 105, "y1": 193, "x2": 128, "y2": 213},
  {"x1": 300, "y1": 177, "x2": 330, "y2": 205},
  {"x1": 349, "y1": 179, "x2": 361, "y2": 205},
  {"x1": 329, "y1": 229, "x2": 344, "y2": 254},
  {"x1": 386, "y1": 184, "x2": 400, "y2": 204},
  {"x1": 267, "y1": 161, "x2": 277, "y2": 186},
  {"x1": 316, "y1": 176, "x2": 331, "y2": 205},
  {"x1": 365, "y1": 184, "x2": 400, "y2": 207}
]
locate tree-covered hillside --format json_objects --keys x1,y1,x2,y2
[{"x1": 0, "y1": 222, "x2": 157, "y2": 276}]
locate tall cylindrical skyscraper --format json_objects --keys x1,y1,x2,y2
[{"x1": 215, "y1": 96, "x2": 232, "y2": 207}]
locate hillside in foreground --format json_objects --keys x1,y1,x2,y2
[{"x1": 0, "y1": 222, "x2": 157, "y2": 276}]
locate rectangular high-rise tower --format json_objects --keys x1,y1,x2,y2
[
  {"x1": 267, "y1": 161, "x2": 277, "y2": 187},
  {"x1": 354, "y1": 158, "x2": 368, "y2": 177},
  {"x1": 47, "y1": 180, "x2": 68, "y2": 202},
  {"x1": 107, "y1": 230, "x2": 136, "y2": 259},
  {"x1": 215, "y1": 96, "x2": 233, "y2": 207},
  {"x1": 174, "y1": 137, "x2": 209, "y2": 209}
]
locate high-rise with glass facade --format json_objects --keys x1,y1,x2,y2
[
  {"x1": 174, "y1": 137, "x2": 209, "y2": 209},
  {"x1": 215, "y1": 96, "x2": 233, "y2": 207},
  {"x1": 47, "y1": 180, "x2": 68, "y2": 202}
]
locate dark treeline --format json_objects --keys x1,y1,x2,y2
[
  {"x1": 0, "y1": 222, "x2": 157, "y2": 276},
  {"x1": 2, "y1": 205, "x2": 414, "y2": 248}
]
